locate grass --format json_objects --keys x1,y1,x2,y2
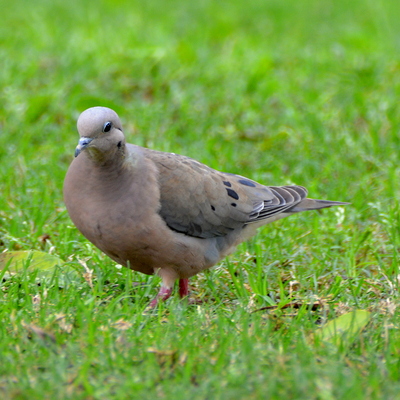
[{"x1": 1, "y1": 0, "x2": 400, "y2": 398}]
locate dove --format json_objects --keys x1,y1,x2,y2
[{"x1": 64, "y1": 106, "x2": 348, "y2": 307}]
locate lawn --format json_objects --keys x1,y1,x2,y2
[{"x1": 1, "y1": 0, "x2": 400, "y2": 398}]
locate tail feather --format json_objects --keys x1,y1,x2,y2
[{"x1": 288, "y1": 198, "x2": 350, "y2": 213}]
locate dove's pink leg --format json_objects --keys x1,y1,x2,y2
[
  {"x1": 179, "y1": 278, "x2": 189, "y2": 298},
  {"x1": 148, "y1": 278, "x2": 189, "y2": 308},
  {"x1": 149, "y1": 268, "x2": 179, "y2": 308},
  {"x1": 149, "y1": 286, "x2": 173, "y2": 308}
]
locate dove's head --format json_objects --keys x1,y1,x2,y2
[{"x1": 75, "y1": 107, "x2": 126, "y2": 163}]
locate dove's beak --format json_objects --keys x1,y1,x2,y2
[{"x1": 75, "y1": 137, "x2": 93, "y2": 157}]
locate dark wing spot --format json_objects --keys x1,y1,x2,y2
[
  {"x1": 238, "y1": 179, "x2": 256, "y2": 187},
  {"x1": 226, "y1": 188, "x2": 239, "y2": 200},
  {"x1": 223, "y1": 181, "x2": 232, "y2": 187},
  {"x1": 96, "y1": 223, "x2": 103, "y2": 239},
  {"x1": 211, "y1": 205, "x2": 216, "y2": 211},
  {"x1": 190, "y1": 223, "x2": 203, "y2": 236},
  {"x1": 231, "y1": 203, "x2": 237, "y2": 207}
]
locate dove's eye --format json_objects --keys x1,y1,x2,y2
[{"x1": 103, "y1": 122, "x2": 112, "y2": 132}]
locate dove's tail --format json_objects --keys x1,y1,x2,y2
[{"x1": 288, "y1": 198, "x2": 350, "y2": 213}]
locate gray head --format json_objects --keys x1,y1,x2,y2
[{"x1": 74, "y1": 107, "x2": 126, "y2": 162}]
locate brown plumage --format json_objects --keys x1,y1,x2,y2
[{"x1": 64, "y1": 107, "x2": 348, "y2": 306}]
